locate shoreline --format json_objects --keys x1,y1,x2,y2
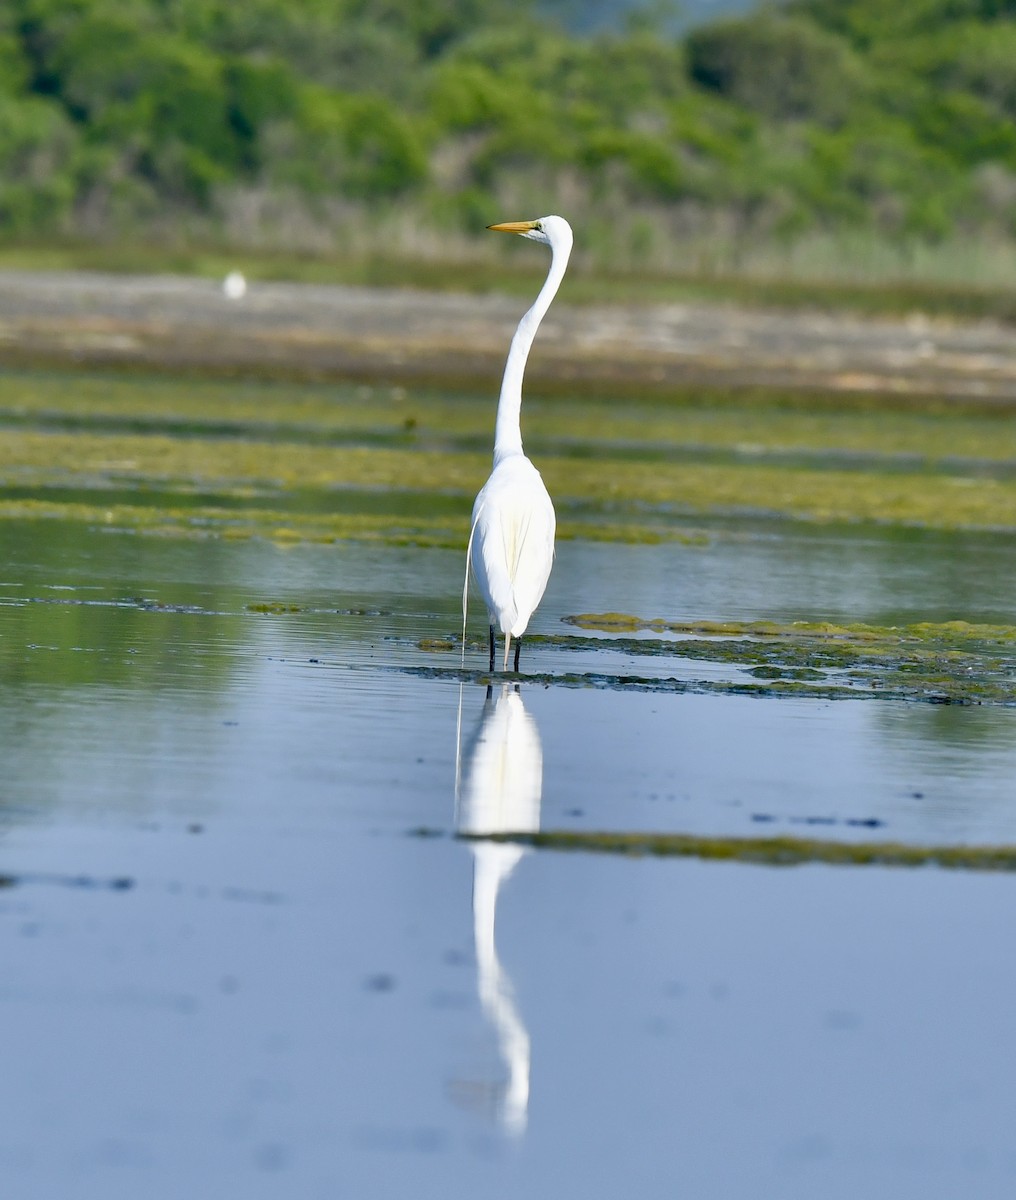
[{"x1": 1, "y1": 269, "x2": 1016, "y2": 402}]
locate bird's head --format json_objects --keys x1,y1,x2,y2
[{"x1": 488, "y1": 215, "x2": 572, "y2": 250}]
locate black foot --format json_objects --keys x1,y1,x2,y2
[
  {"x1": 513, "y1": 638, "x2": 521, "y2": 673},
  {"x1": 488, "y1": 625, "x2": 495, "y2": 673}
]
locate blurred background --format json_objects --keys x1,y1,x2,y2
[{"x1": 5, "y1": 0, "x2": 1016, "y2": 292}]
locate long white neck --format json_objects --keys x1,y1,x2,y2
[{"x1": 493, "y1": 233, "x2": 572, "y2": 464}]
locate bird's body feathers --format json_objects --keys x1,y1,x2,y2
[{"x1": 470, "y1": 455, "x2": 556, "y2": 639}]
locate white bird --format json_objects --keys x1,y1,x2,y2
[
  {"x1": 222, "y1": 270, "x2": 247, "y2": 300},
  {"x1": 463, "y1": 215, "x2": 573, "y2": 673}
]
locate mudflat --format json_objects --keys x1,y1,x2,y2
[{"x1": 1, "y1": 268, "x2": 1016, "y2": 400}]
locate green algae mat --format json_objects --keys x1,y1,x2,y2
[
  {"x1": 3, "y1": 367, "x2": 1016, "y2": 545},
  {"x1": 413, "y1": 612, "x2": 1016, "y2": 706},
  {"x1": 455, "y1": 829, "x2": 1016, "y2": 872},
  {"x1": 564, "y1": 614, "x2": 1016, "y2": 705}
]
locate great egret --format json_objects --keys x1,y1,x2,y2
[{"x1": 463, "y1": 215, "x2": 573, "y2": 673}]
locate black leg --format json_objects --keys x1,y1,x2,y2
[
  {"x1": 488, "y1": 624, "x2": 495, "y2": 673},
  {"x1": 513, "y1": 637, "x2": 521, "y2": 674}
]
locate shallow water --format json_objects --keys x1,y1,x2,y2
[{"x1": 2, "y1": 517, "x2": 1016, "y2": 1198}]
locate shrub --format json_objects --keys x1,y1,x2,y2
[
  {"x1": 425, "y1": 61, "x2": 522, "y2": 131},
  {"x1": 224, "y1": 57, "x2": 301, "y2": 169},
  {"x1": 270, "y1": 88, "x2": 428, "y2": 199},
  {"x1": 580, "y1": 129, "x2": 683, "y2": 199},
  {"x1": 686, "y1": 12, "x2": 868, "y2": 125},
  {"x1": 0, "y1": 92, "x2": 79, "y2": 232}
]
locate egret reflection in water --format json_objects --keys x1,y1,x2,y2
[{"x1": 455, "y1": 684, "x2": 543, "y2": 1134}]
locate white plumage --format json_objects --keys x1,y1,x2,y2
[
  {"x1": 471, "y1": 456, "x2": 556, "y2": 639},
  {"x1": 463, "y1": 215, "x2": 573, "y2": 673}
]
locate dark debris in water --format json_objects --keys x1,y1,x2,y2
[
  {"x1": 0, "y1": 871, "x2": 135, "y2": 891},
  {"x1": 399, "y1": 660, "x2": 1004, "y2": 706},
  {"x1": 24, "y1": 594, "x2": 216, "y2": 615},
  {"x1": 363, "y1": 972, "x2": 397, "y2": 993},
  {"x1": 752, "y1": 812, "x2": 885, "y2": 829}
]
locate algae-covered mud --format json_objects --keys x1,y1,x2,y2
[
  {"x1": 3, "y1": 351, "x2": 1016, "y2": 1198},
  {"x1": 545, "y1": 613, "x2": 1016, "y2": 705},
  {"x1": 4, "y1": 368, "x2": 1016, "y2": 547}
]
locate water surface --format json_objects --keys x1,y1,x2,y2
[{"x1": 2, "y1": 517, "x2": 1016, "y2": 1199}]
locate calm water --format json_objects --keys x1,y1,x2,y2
[{"x1": 2, "y1": 517, "x2": 1016, "y2": 1199}]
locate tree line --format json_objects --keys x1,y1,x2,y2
[{"x1": 2, "y1": 0, "x2": 1015, "y2": 263}]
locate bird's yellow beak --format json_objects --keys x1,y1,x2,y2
[{"x1": 487, "y1": 220, "x2": 538, "y2": 235}]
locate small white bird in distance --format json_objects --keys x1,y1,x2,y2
[
  {"x1": 463, "y1": 215, "x2": 573, "y2": 674},
  {"x1": 223, "y1": 270, "x2": 247, "y2": 300}
]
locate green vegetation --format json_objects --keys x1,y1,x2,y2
[
  {"x1": 4, "y1": 367, "x2": 1016, "y2": 549},
  {"x1": 556, "y1": 614, "x2": 1016, "y2": 704},
  {"x1": 458, "y1": 828, "x2": 1016, "y2": 871},
  {"x1": 5, "y1": 362, "x2": 1015, "y2": 712},
  {"x1": 3, "y1": 0, "x2": 1016, "y2": 286},
  {"x1": 414, "y1": 609, "x2": 1016, "y2": 706}
]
